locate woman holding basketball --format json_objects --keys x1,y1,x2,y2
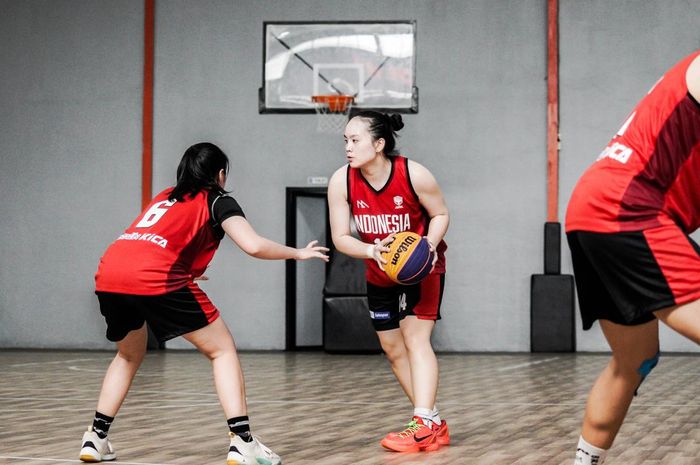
[
  {"x1": 327, "y1": 111, "x2": 450, "y2": 452},
  {"x1": 78, "y1": 142, "x2": 328, "y2": 464}
]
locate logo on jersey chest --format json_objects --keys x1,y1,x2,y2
[
  {"x1": 393, "y1": 196, "x2": 404, "y2": 209},
  {"x1": 353, "y1": 213, "x2": 411, "y2": 235},
  {"x1": 356, "y1": 200, "x2": 369, "y2": 209}
]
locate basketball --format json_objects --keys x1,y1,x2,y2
[{"x1": 381, "y1": 231, "x2": 434, "y2": 285}]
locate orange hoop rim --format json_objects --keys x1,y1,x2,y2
[{"x1": 311, "y1": 95, "x2": 354, "y2": 112}]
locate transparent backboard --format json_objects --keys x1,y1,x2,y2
[{"x1": 260, "y1": 21, "x2": 417, "y2": 113}]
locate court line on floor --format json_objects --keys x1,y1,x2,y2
[
  {"x1": 67, "y1": 365, "x2": 163, "y2": 376},
  {"x1": 0, "y1": 456, "x2": 171, "y2": 465},
  {"x1": 496, "y1": 357, "x2": 560, "y2": 371},
  {"x1": 8, "y1": 357, "x2": 114, "y2": 367},
  {"x1": 2, "y1": 396, "x2": 698, "y2": 413},
  {"x1": 0, "y1": 386, "x2": 219, "y2": 396}
]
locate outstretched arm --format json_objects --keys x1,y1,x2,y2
[{"x1": 222, "y1": 216, "x2": 328, "y2": 261}]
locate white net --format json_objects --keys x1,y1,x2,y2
[{"x1": 313, "y1": 96, "x2": 353, "y2": 133}]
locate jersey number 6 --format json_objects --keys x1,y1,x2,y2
[{"x1": 136, "y1": 200, "x2": 176, "y2": 228}]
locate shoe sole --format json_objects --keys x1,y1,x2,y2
[
  {"x1": 227, "y1": 458, "x2": 279, "y2": 465},
  {"x1": 380, "y1": 439, "x2": 441, "y2": 453},
  {"x1": 80, "y1": 451, "x2": 117, "y2": 462},
  {"x1": 381, "y1": 442, "x2": 421, "y2": 453}
]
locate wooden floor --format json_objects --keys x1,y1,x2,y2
[{"x1": 1, "y1": 350, "x2": 700, "y2": 465}]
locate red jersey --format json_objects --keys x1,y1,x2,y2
[
  {"x1": 347, "y1": 155, "x2": 447, "y2": 287},
  {"x1": 95, "y1": 188, "x2": 244, "y2": 295},
  {"x1": 567, "y1": 51, "x2": 700, "y2": 233}
]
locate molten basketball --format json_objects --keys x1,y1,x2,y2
[{"x1": 381, "y1": 231, "x2": 434, "y2": 285}]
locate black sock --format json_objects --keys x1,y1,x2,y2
[
  {"x1": 92, "y1": 411, "x2": 114, "y2": 439},
  {"x1": 227, "y1": 415, "x2": 252, "y2": 442}
]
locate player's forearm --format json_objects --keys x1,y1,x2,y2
[
  {"x1": 332, "y1": 234, "x2": 373, "y2": 259},
  {"x1": 426, "y1": 213, "x2": 449, "y2": 247},
  {"x1": 245, "y1": 236, "x2": 299, "y2": 260}
]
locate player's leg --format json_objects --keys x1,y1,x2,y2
[
  {"x1": 376, "y1": 328, "x2": 414, "y2": 404},
  {"x1": 576, "y1": 318, "x2": 659, "y2": 465},
  {"x1": 400, "y1": 317, "x2": 438, "y2": 413},
  {"x1": 369, "y1": 281, "x2": 415, "y2": 404},
  {"x1": 96, "y1": 323, "x2": 148, "y2": 416},
  {"x1": 402, "y1": 273, "x2": 444, "y2": 425},
  {"x1": 183, "y1": 317, "x2": 280, "y2": 465},
  {"x1": 80, "y1": 294, "x2": 148, "y2": 462},
  {"x1": 183, "y1": 317, "x2": 246, "y2": 417},
  {"x1": 380, "y1": 274, "x2": 446, "y2": 452},
  {"x1": 655, "y1": 299, "x2": 700, "y2": 344}
]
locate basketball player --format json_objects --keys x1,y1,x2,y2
[
  {"x1": 566, "y1": 50, "x2": 700, "y2": 464},
  {"x1": 327, "y1": 111, "x2": 450, "y2": 452},
  {"x1": 78, "y1": 142, "x2": 328, "y2": 464}
]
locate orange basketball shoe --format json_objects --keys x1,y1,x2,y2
[
  {"x1": 380, "y1": 417, "x2": 440, "y2": 452},
  {"x1": 435, "y1": 420, "x2": 450, "y2": 446}
]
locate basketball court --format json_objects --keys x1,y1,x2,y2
[{"x1": 2, "y1": 350, "x2": 700, "y2": 464}]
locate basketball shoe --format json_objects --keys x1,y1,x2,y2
[
  {"x1": 435, "y1": 420, "x2": 450, "y2": 446},
  {"x1": 227, "y1": 432, "x2": 281, "y2": 465},
  {"x1": 380, "y1": 417, "x2": 440, "y2": 452},
  {"x1": 79, "y1": 427, "x2": 116, "y2": 462},
  {"x1": 384, "y1": 418, "x2": 450, "y2": 446}
]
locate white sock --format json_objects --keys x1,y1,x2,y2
[
  {"x1": 575, "y1": 436, "x2": 607, "y2": 465},
  {"x1": 413, "y1": 407, "x2": 434, "y2": 427},
  {"x1": 431, "y1": 406, "x2": 442, "y2": 425}
]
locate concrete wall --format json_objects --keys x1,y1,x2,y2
[{"x1": 1, "y1": 0, "x2": 698, "y2": 351}]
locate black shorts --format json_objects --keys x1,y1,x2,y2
[
  {"x1": 367, "y1": 273, "x2": 445, "y2": 331},
  {"x1": 96, "y1": 283, "x2": 220, "y2": 342},
  {"x1": 567, "y1": 225, "x2": 700, "y2": 330}
]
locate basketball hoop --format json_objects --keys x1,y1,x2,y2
[{"x1": 312, "y1": 95, "x2": 354, "y2": 133}]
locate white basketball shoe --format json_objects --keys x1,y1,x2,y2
[
  {"x1": 79, "y1": 426, "x2": 116, "y2": 462},
  {"x1": 227, "y1": 432, "x2": 281, "y2": 465}
]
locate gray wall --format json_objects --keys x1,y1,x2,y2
[
  {"x1": 1, "y1": 0, "x2": 698, "y2": 352},
  {"x1": 0, "y1": 0, "x2": 143, "y2": 349}
]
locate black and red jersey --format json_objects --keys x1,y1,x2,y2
[
  {"x1": 567, "y1": 50, "x2": 700, "y2": 233},
  {"x1": 347, "y1": 155, "x2": 447, "y2": 287},
  {"x1": 95, "y1": 188, "x2": 244, "y2": 295}
]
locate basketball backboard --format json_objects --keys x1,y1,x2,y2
[{"x1": 260, "y1": 21, "x2": 418, "y2": 113}]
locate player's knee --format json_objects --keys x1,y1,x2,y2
[
  {"x1": 380, "y1": 340, "x2": 406, "y2": 363},
  {"x1": 637, "y1": 351, "x2": 660, "y2": 382},
  {"x1": 117, "y1": 348, "x2": 145, "y2": 365},
  {"x1": 402, "y1": 331, "x2": 431, "y2": 353}
]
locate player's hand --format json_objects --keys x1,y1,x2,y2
[
  {"x1": 296, "y1": 240, "x2": 330, "y2": 262},
  {"x1": 425, "y1": 237, "x2": 438, "y2": 273},
  {"x1": 366, "y1": 235, "x2": 395, "y2": 271}
]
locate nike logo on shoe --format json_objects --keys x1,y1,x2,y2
[{"x1": 414, "y1": 434, "x2": 433, "y2": 442}]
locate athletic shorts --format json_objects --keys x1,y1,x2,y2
[
  {"x1": 366, "y1": 273, "x2": 445, "y2": 331},
  {"x1": 96, "y1": 283, "x2": 220, "y2": 342},
  {"x1": 567, "y1": 224, "x2": 700, "y2": 330}
]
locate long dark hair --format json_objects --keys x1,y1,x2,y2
[
  {"x1": 350, "y1": 110, "x2": 405, "y2": 156},
  {"x1": 168, "y1": 142, "x2": 229, "y2": 201}
]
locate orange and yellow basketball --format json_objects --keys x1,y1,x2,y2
[{"x1": 381, "y1": 231, "x2": 434, "y2": 285}]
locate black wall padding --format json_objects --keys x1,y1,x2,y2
[
  {"x1": 323, "y1": 296, "x2": 382, "y2": 353},
  {"x1": 530, "y1": 274, "x2": 575, "y2": 352},
  {"x1": 544, "y1": 222, "x2": 561, "y2": 274},
  {"x1": 324, "y1": 248, "x2": 367, "y2": 296}
]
